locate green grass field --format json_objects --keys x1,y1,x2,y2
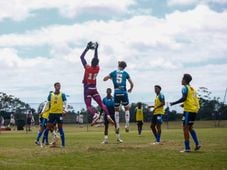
[{"x1": 0, "y1": 121, "x2": 227, "y2": 170}]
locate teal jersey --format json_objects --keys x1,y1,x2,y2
[{"x1": 109, "y1": 70, "x2": 130, "y2": 94}]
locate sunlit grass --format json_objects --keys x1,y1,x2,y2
[{"x1": 0, "y1": 121, "x2": 226, "y2": 170}]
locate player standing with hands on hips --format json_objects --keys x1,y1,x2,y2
[
  {"x1": 170, "y1": 74, "x2": 201, "y2": 152},
  {"x1": 80, "y1": 42, "x2": 115, "y2": 126}
]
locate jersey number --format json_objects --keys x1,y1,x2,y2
[
  {"x1": 88, "y1": 73, "x2": 97, "y2": 80},
  {"x1": 117, "y1": 73, "x2": 122, "y2": 84}
]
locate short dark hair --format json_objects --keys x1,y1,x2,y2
[
  {"x1": 107, "y1": 88, "x2": 112, "y2": 91},
  {"x1": 118, "y1": 61, "x2": 127, "y2": 69},
  {"x1": 91, "y1": 58, "x2": 99, "y2": 67},
  {"x1": 54, "y1": 82, "x2": 60, "y2": 87},
  {"x1": 183, "y1": 74, "x2": 192, "y2": 84},
  {"x1": 154, "y1": 85, "x2": 161, "y2": 90},
  {"x1": 137, "y1": 102, "x2": 142, "y2": 108}
]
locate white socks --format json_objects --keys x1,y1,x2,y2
[
  {"x1": 115, "y1": 111, "x2": 120, "y2": 129},
  {"x1": 115, "y1": 110, "x2": 130, "y2": 129},
  {"x1": 52, "y1": 130, "x2": 57, "y2": 143},
  {"x1": 125, "y1": 110, "x2": 130, "y2": 128},
  {"x1": 116, "y1": 134, "x2": 120, "y2": 140}
]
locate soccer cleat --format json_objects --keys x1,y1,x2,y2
[
  {"x1": 152, "y1": 142, "x2": 160, "y2": 145},
  {"x1": 91, "y1": 113, "x2": 100, "y2": 126},
  {"x1": 106, "y1": 115, "x2": 115, "y2": 125},
  {"x1": 35, "y1": 141, "x2": 40, "y2": 145},
  {"x1": 101, "y1": 140, "x2": 108, "y2": 144},
  {"x1": 194, "y1": 145, "x2": 201, "y2": 151},
  {"x1": 180, "y1": 149, "x2": 191, "y2": 153},
  {"x1": 125, "y1": 127, "x2": 129, "y2": 133},
  {"x1": 117, "y1": 138, "x2": 123, "y2": 143}
]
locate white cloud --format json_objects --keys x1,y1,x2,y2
[
  {"x1": 0, "y1": 4, "x2": 226, "y2": 105},
  {"x1": 0, "y1": 5, "x2": 226, "y2": 64},
  {"x1": 0, "y1": 0, "x2": 136, "y2": 21},
  {"x1": 168, "y1": 0, "x2": 227, "y2": 6},
  {"x1": 168, "y1": 0, "x2": 199, "y2": 6}
]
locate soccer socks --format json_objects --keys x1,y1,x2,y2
[
  {"x1": 184, "y1": 140, "x2": 190, "y2": 150},
  {"x1": 156, "y1": 133, "x2": 161, "y2": 142},
  {"x1": 116, "y1": 134, "x2": 121, "y2": 140},
  {"x1": 43, "y1": 128, "x2": 49, "y2": 143},
  {"x1": 115, "y1": 112, "x2": 120, "y2": 129},
  {"x1": 36, "y1": 131, "x2": 43, "y2": 142},
  {"x1": 125, "y1": 110, "x2": 130, "y2": 128},
  {"x1": 42, "y1": 129, "x2": 49, "y2": 144},
  {"x1": 190, "y1": 129, "x2": 199, "y2": 146},
  {"x1": 59, "y1": 128, "x2": 65, "y2": 147}
]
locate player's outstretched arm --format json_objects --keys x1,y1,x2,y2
[
  {"x1": 170, "y1": 93, "x2": 187, "y2": 106},
  {"x1": 147, "y1": 105, "x2": 154, "y2": 109},
  {"x1": 103, "y1": 75, "x2": 111, "y2": 81},
  {"x1": 80, "y1": 42, "x2": 91, "y2": 67},
  {"x1": 94, "y1": 42, "x2": 99, "y2": 59},
  {"x1": 127, "y1": 78, "x2": 134, "y2": 93}
]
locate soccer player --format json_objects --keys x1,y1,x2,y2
[
  {"x1": 103, "y1": 61, "x2": 134, "y2": 135},
  {"x1": 26, "y1": 111, "x2": 33, "y2": 131},
  {"x1": 135, "y1": 102, "x2": 144, "y2": 136},
  {"x1": 45, "y1": 82, "x2": 67, "y2": 148},
  {"x1": 170, "y1": 74, "x2": 201, "y2": 152},
  {"x1": 35, "y1": 101, "x2": 50, "y2": 147},
  {"x1": 148, "y1": 85, "x2": 165, "y2": 144},
  {"x1": 102, "y1": 88, "x2": 123, "y2": 144},
  {"x1": 9, "y1": 113, "x2": 15, "y2": 130},
  {"x1": 80, "y1": 42, "x2": 114, "y2": 126}
]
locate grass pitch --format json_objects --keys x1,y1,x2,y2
[{"x1": 0, "y1": 121, "x2": 227, "y2": 170}]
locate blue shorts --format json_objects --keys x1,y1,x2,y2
[
  {"x1": 48, "y1": 114, "x2": 63, "y2": 124},
  {"x1": 114, "y1": 92, "x2": 129, "y2": 107},
  {"x1": 40, "y1": 118, "x2": 48, "y2": 128},
  {"x1": 182, "y1": 112, "x2": 196, "y2": 125},
  {"x1": 152, "y1": 114, "x2": 163, "y2": 124}
]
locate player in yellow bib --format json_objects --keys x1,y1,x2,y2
[
  {"x1": 170, "y1": 74, "x2": 200, "y2": 152},
  {"x1": 46, "y1": 82, "x2": 67, "y2": 148},
  {"x1": 135, "y1": 102, "x2": 144, "y2": 136},
  {"x1": 148, "y1": 85, "x2": 165, "y2": 144},
  {"x1": 35, "y1": 101, "x2": 50, "y2": 146}
]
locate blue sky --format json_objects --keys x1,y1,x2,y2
[{"x1": 0, "y1": 0, "x2": 227, "y2": 110}]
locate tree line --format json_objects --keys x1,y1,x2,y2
[{"x1": 0, "y1": 87, "x2": 226, "y2": 126}]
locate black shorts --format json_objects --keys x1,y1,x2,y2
[
  {"x1": 114, "y1": 93, "x2": 129, "y2": 107},
  {"x1": 137, "y1": 121, "x2": 143, "y2": 126},
  {"x1": 27, "y1": 118, "x2": 32, "y2": 125},
  {"x1": 151, "y1": 114, "x2": 163, "y2": 125},
  {"x1": 48, "y1": 114, "x2": 63, "y2": 124},
  {"x1": 182, "y1": 112, "x2": 196, "y2": 125}
]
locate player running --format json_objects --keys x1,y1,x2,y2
[
  {"x1": 102, "y1": 88, "x2": 123, "y2": 144},
  {"x1": 103, "y1": 61, "x2": 134, "y2": 136},
  {"x1": 45, "y1": 82, "x2": 67, "y2": 148},
  {"x1": 170, "y1": 74, "x2": 201, "y2": 152},
  {"x1": 148, "y1": 85, "x2": 165, "y2": 144},
  {"x1": 80, "y1": 42, "x2": 114, "y2": 126}
]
